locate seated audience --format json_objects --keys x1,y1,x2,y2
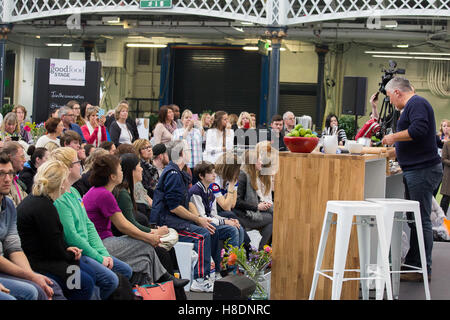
[
  {"x1": 189, "y1": 161, "x2": 244, "y2": 276},
  {"x1": 113, "y1": 153, "x2": 186, "y2": 299},
  {"x1": 16, "y1": 160, "x2": 96, "y2": 300},
  {"x1": 322, "y1": 113, "x2": 347, "y2": 146},
  {"x1": 203, "y1": 111, "x2": 234, "y2": 164},
  {"x1": 3, "y1": 141, "x2": 27, "y2": 206},
  {"x1": 19, "y1": 146, "x2": 49, "y2": 194},
  {"x1": 0, "y1": 152, "x2": 60, "y2": 300},
  {"x1": 234, "y1": 146, "x2": 276, "y2": 250},
  {"x1": 81, "y1": 106, "x2": 108, "y2": 147},
  {"x1": 151, "y1": 140, "x2": 217, "y2": 292},
  {"x1": 0, "y1": 112, "x2": 21, "y2": 142},
  {"x1": 35, "y1": 118, "x2": 63, "y2": 149},
  {"x1": 153, "y1": 105, "x2": 177, "y2": 145},
  {"x1": 72, "y1": 148, "x2": 109, "y2": 197},
  {"x1": 51, "y1": 147, "x2": 134, "y2": 299},
  {"x1": 283, "y1": 111, "x2": 296, "y2": 135},
  {"x1": 82, "y1": 154, "x2": 187, "y2": 288},
  {"x1": 258, "y1": 114, "x2": 287, "y2": 151},
  {"x1": 12, "y1": 105, "x2": 32, "y2": 143},
  {"x1": 172, "y1": 109, "x2": 203, "y2": 183},
  {"x1": 152, "y1": 143, "x2": 169, "y2": 176},
  {"x1": 109, "y1": 102, "x2": 137, "y2": 147},
  {"x1": 59, "y1": 106, "x2": 86, "y2": 144},
  {"x1": 60, "y1": 130, "x2": 86, "y2": 171},
  {"x1": 99, "y1": 141, "x2": 117, "y2": 154}
]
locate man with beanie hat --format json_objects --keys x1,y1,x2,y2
[{"x1": 152, "y1": 143, "x2": 169, "y2": 176}]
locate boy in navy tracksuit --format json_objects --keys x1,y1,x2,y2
[
  {"x1": 189, "y1": 162, "x2": 245, "y2": 276},
  {"x1": 150, "y1": 141, "x2": 217, "y2": 292}
]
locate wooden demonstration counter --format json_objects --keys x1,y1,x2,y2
[{"x1": 271, "y1": 150, "x2": 392, "y2": 300}]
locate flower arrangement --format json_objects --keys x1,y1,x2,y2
[
  {"x1": 221, "y1": 242, "x2": 272, "y2": 299},
  {"x1": 24, "y1": 121, "x2": 46, "y2": 142}
]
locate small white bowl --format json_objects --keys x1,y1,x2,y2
[{"x1": 347, "y1": 141, "x2": 363, "y2": 154}]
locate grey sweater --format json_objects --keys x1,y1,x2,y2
[{"x1": 0, "y1": 196, "x2": 22, "y2": 257}]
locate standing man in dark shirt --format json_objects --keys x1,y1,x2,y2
[{"x1": 382, "y1": 77, "x2": 443, "y2": 281}]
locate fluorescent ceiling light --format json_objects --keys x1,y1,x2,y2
[
  {"x1": 365, "y1": 51, "x2": 450, "y2": 56},
  {"x1": 381, "y1": 20, "x2": 398, "y2": 28},
  {"x1": 232, "y1": 26, "x2": 244, "y2": 32},
  {"x1": 243, "y1": 46, "x2": 258, "y2": 51},
  {"x1": 126, "y1": 43, "x2": 167, "y2": 48},
  {"x1": 102, "y1": 16, "x2": 120, "y2": 24},
  {"x1": 268, "y1": 47, "x2": 287, "y2": 51},
  {"x1": 46, "y1": 43, "x2": 73, "y2": 47},
  {"x1": 396, "y1": 44, "x2": 409, "y2": 48},
  {"x1": 240, "y1": 22, "x2": 254, "y2": 26},
  {"x1": 372, "y1": 54, "x2": 450, "y2": 61}
]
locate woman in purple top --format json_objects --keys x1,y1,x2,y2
[{"x1": 83, "y1": 154, "x2": 188, "y2": 288}]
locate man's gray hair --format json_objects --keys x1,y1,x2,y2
[
  {"x1": 58, "y1": 106, "x2": 72, "y2": 117},
  {"x1": 166, "y1": 139, "x2": 186, "y2": 162},
  {"x1": 283, "y1": 111, "x2": 295, "y2": 121},
  {"x1": 385, "y1": 77, "x2": 413, "y2": 93}
]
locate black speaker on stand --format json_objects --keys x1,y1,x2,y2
[{"x1": 342, "y1": 76, "x2": 368, "y2": 134}]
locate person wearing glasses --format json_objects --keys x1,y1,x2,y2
[
  {"x1": 2, "y1": 141, "x2": 27, "y2": 207},
  {"x1": 0, "y1": 152, "x2": 61, "y2": 300},
  {"x1": 66, "y1": 100, "x2": 85, "y2": 127},
  {"x1": 58, "y1": 106, "x2": 87, "y2": 144},
  {"x1": 282, "y1": 111, "x2": 296, "y2": 135}
]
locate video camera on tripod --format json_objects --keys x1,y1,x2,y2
[
  {"x1": 379, "y1": 60, "x2": 406, "y2": 95},
  {"x1": 354, "y1": 60, "x2": 405, "y2": 145},
  {"x1": 376, "y1": 60, "x2": 406, "y2": 139}
]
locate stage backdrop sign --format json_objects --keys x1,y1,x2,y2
[
  {"x1": 32, "y1": 58, "x2": 101, "y2": 123},
  {"x1": 49, "y1": 59, "x2": 86, "y2": 86}
]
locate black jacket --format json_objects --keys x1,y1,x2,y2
[
  {"x1": 18, "y1": 162, "x2": 37, "y2": 194},
  {"x1": 16, "y1": 195, "x2": 77, "y2": 281},
  {"x1": 109, "y1": 120, "x2": 138, "y2": 147},
  {"x1": 73, "y1": 171, "x2": 92, "y2": 197}
]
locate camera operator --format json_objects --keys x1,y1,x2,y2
[{"x1": 382, "y1": 76, "x2": 442, "y2": 282}]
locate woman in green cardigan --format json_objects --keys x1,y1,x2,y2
[
  {"x1": 50, "y1": 147, "x2": 133, "y2": 296},
  {"x1": 113, "y1": 153, "x2": 186, "y2": 298}
]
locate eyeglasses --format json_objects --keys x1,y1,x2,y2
[
  {"x1": 141, "y1": 146, "x2": 152, "y2": 151},
  {"x1": 71, "y1": 160, "x2": 82, "y2": 167},
  {"x1": 0, "y1": 171, "x2": 15, "y2": 179},
  {"x1": 66, "y1": 114, "x2": 75, "y2": 117}
]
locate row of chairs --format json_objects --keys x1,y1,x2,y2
[{"x1": 309, "y1": 198, "x2": 430, "y2": 300}]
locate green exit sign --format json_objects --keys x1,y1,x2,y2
[{"x1": 140, "y1": 0, "x2": 173, "y2": 8}]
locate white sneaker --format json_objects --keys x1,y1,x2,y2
[
  {"x1": 190, "y1": 278, "x2": 214, "y2": 293},
  {"x1": 214, "y1": 272, "x2": 223, "y2": 281}
]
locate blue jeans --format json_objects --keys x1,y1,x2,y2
[
  {"x1": 0, "y1": 272, "x2": 66, "y2": 300},
  {"x1": 0, "y1": 276, "x2": 38, "y2": 300},
  {"x1": 211, "y1": 223, "x2": 245, "y2": 272},
  {"x1": 403, "y1": 163, "x2": 443, "y2": 274},
  {"x1": 46, "y1": 262, "x2": 96, "y2": 300}
]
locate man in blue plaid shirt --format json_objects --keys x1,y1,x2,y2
[{"x1": 172, "y1": 109, "x2": 203, "y2": 183}]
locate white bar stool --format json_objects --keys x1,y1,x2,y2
[
  {"x1": 309, "y1": 201, "x2": 393, "y2": 300},
  {"x1": 366, "y1": 198, "x2": 431, "y2": 300}
]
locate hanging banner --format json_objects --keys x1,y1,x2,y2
[
  {"x1": 49, "y1": 59, "x2": 86, "y2": 86},
  {"x1": 33, "y1": 58, "x2": 101, "y2": 123}
]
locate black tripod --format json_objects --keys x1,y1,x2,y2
[{"x1": 377, "y1": 95, "x2": 400, "y2": 138}]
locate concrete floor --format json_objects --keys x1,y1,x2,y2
[{"x1": 184, "y1": 241, "x2": 450, "y2": 300}]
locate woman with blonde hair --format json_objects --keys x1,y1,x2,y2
[
  {"x1": 51, "y1": 147, "x2": 134, "y2": 299},
  {"x1": 233, "y1": 145, "x2": 276, "y2": 250},
  {"x1": 16, "y1": 160, "x2": 97, "y2": 300},
  {"x1": 109, "y1": 102, "x2": 137, "y2": 147},
  {"x1": 237, "y1": 112, "x2": 252, "y2": 130},
  {"x1": 133, "y1": 138, "x2": 159, "y2": 199},
  {"x1": 81, "y1": 106, "x2": 108, "y2": 147},
  {"x1": 172, "y1": 109, "x2": 203, "y2": 182},
  {"x1": 0, "y1": 112, "x2": 20, "y2": 142}
]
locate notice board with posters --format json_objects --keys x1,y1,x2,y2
[{"x1": 32, "y1": 58, "x2": 101, "y2": 123}]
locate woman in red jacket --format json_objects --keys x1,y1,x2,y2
[{"x1": 81, "y1": 106, "x2": 108, "y2": 147}]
